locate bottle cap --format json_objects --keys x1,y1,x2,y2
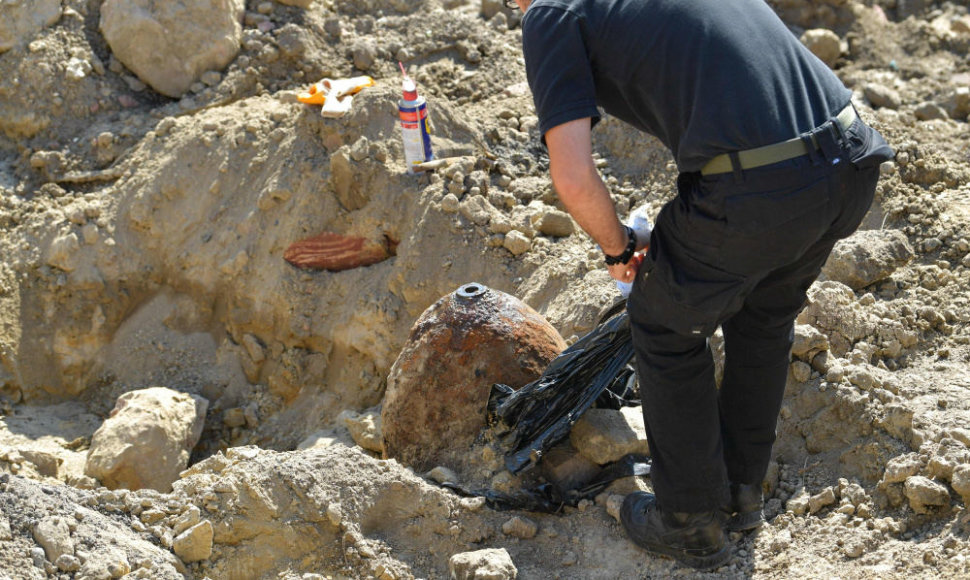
[
  {"x1": 400, "y1": 62, "x2": 418, "y2": 101},
  {"x1": 402, "y1": 77, "x2": 418, "y2": 101}
]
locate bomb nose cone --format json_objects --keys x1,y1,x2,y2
[
  {"x1": 456, "y1": 282, "x2": 486, "y2": 299},
  {"x1": 381, "y1": 283, "x2": 567, "y2": 472}
]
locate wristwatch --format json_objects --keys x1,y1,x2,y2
[{"x1": 604, "y1": 225, "x2": 637, "y2": 266}]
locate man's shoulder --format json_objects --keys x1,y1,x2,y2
[{"x1": 523, "y1": 0, "x2": 586, "y2": 21}]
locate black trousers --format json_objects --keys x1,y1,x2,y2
[{"x1": 626, "y1": 116, "x2": 885, "y2": 512}]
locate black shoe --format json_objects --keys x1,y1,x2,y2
[
  {"x1": 620, "y1": 492, "x2": 731, "y2": 571},
  {"x1": 723, "y1": 482, "x2": 765, "y2": 532}
]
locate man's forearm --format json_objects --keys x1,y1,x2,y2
[
  {"x1": 550, "y1": 162, "x2": 627, "y2": 256},
  {"x1": 545, "y1": 119, "x2": 627, "y2": 256}
]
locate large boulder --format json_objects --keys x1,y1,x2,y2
[
  {"x1": 821, "y1": 229, "x2": 914, "y2": 290},
  {"x1": 84, "y1": 387, "x2": 208, "y2": 492},
  {"x1": 100, "y1": 0, "x2": 245, "y2": 98},
  {"x1": 382, "y1": 284, "x2": 566, "y2": 472},
  {"x1": 0, "y1": 0, "x2": 61, "y2": 54}
]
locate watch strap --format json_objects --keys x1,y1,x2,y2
[{"x1": 604, "y1": 225, "x2": 637, "y2": 266}]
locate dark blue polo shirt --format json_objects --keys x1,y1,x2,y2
[{"x1": 521, "y1": 0, "x2": 852, "y2": 172}]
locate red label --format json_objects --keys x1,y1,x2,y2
[{"x1": 399, "y1": 110, "x2": 427, "y2": 123}]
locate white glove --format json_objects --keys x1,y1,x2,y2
[{"x1": 616, "y1": 205, "x2": 653, "y2": 297}]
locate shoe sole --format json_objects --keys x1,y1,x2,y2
[
  {"x1": 631, "y1": 538, "x2": 732, "y2": 571},
  {"x1": 726, "y1": 509, "x2": 765, "y2": 532}
]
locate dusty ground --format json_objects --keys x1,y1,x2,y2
[{"x1": 1, "y1": 0, "x2": 970, "y2": 578}]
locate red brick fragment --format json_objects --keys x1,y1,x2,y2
[{"x1": 283, "y1": 231, "x2": 390, "y2": 271}]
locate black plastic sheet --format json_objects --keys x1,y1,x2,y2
[
  {"x1": 439, "y1": 453, "x2": 651, "y2": 513},
  {"x1": 488, "y1": 302, "x2": 639, "y2": 474}
]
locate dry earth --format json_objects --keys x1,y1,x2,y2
[{"x1": 1, "y1": 0, "x2": 970, "y2": 579}]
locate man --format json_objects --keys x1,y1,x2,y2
[{"x1": 508, "y1": 0, "x2": 893, "y2": 571}]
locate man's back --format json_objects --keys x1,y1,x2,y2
[{"x1": 522, "y1": 0, "x2": 852, "y2": 171}]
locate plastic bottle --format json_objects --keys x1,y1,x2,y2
[
  {"x1": 615, "y1": 205, "x2": 653, "y2": 297},
  {"x1": 398, "y1": 63, "x2": 434, "y2": 173}
]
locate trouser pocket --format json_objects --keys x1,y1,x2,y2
[{"x1": 630, "y1": 244, "x2": 748, "y2": 338}]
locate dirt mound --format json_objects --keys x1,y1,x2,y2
[{"x1": 1, "y1": 0, "x2": 970, "y2": 578}]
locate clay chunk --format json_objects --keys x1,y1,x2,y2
[{"x1": 283, "y1": 231, "x2": 391, "y2": 271}]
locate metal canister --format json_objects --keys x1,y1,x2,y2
[{"x1": 399, "y1": 80, "x2": 434, "y2": 173}]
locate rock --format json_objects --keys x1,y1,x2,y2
[
  {"x1": 20, "y1": 449, "x2": 63, "y2": 478},
  {"x1": 223, "y1": 407, "x2": 247, "y2": 428},
  {"x1": 864, "y1": 83, "x2": 902, "y2": 110},
  {"x1": 882, "y1": 453, "x2": 922, "y2": 484},
  {"x1": 950, "y1": 428, "x2": 970, "y2": 447},
  {"x1": 460, "y1": 496, "x2": 487, "y2": 512},
  {"x1": 77, "y1": 549, "x2": 130, "y2": 579},
  {"x1": 952, "y1": 16, "x2": 970, "y2": 34},
  {"x1": 569, "y1": 407, "x2": 649, "y2": 465},
  {"x1": 534, "y1": 209, "x2": 576, "y2": 237},
  {"x1": 0, "y1": 0, "x2": 61, "y2": 53},
  {"x1": 460, "y1": 196, "x2": 497, "y2": 226},
  {"x1": 945, "y1": 87, "x2": 970, "y2": 120},
  {"x1": 914, "y1": 102, "x2": 948, "y2": 121},
  {"x1": 200, "y1": 70, "x2": 222, "y2": 86},
  {"x1": 847, "y1": 365, "x2": 877, "y2": 390},
  {"x1": 352, "y1": 40, "x2": 377, "y2": 71},
  {"x1": 173, "y1": 520, "x2": 214, "y2": 563},
  {"x1": 283, "y1": 231, "x2": 391, "y2": 271},
  {"x1": 792, "y1": 323, "x2": 829, "y2": 359},
  {"x1": 172, "y1": 506, "x2": 202, "y2": 535},
  {"x1": 33, "y1": 517, "x2": 74, "y2": 562},
  {"x1": 808, "y1": 486, "x2": 836, "y2": 514},
  {"x1": 791, "y1": 360, "x2": 812, "y2": 382},
  {"x1": 46, "y1": 232, "x2": 81, "y2": 272},
  {"x1": 65, "y1": 57, "x2": 93, "y2": 80},
  {"x1": 800, "y1": 29, "x2": 841, "y2": 67},
  {"x1": 441, "y1": 193, "x2": 460, "y2": 213},
  {"x1": 330, "y1": 150, "x2": 369, "y2": 211},
  {"x1": 786, "y1": 489, "x2": 810, "y2": 515},
  {"x1": 55, "y1": 554, "x2": 81, "y2": 572},
  {"x1": 821, "y1": 229, "x2": 914, "y2": 290},
  {"x1": 605, "y1": 494, "x2": 625, "y2": 522},
  {"x1": 841, "y1": 481, "x2": 868, "y2": 507},
  {"x1": 481, "y1": 0, "x2": 505, "y2": 20},
  {"x1": 0, "y1": 518, "x2": 10, "y2": 541},
  {"x1": 29, "y1": 546, "x2": 45, "y2": 568},
  {"x1": 950, "y1": 465, "x2": 970, "y2": 504},
  {"x1": 539, "y1": 444, "x2": 601, "y2": 493},
  {"x1": 501, "y1": 516, "x2": 538, "y2": 539},
  {"x1": 903, "y1": 476, "x2": 950, "y2": 514},
  {"x1": 100, "y1": 0, "x2": 245, "y2": 98},
  {"x1": 843, "y1": 541, "x2": 865, "y2": 558},
  {"x1": 503, "y1": 230, "x2": 532, "y2": 256},
  {"x1": 382, "y1": 284, "x2": 566, "y2": 471},
  {"x1": 449, "y1": 548, "x2": 517, "y2": 580},
  {"x1": 341, "y1": 409, "x2": 384, "y2": 453},
  {"x1": 84, "y1": 387, "x2": 208, "y2": 492},
  {"x1": 429, "y1": 465, "x2": 459, "y2": 484},
  {"x1": 926, "y1": 454, "x2": 956, "y2": 481}
]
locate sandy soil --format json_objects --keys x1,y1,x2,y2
[{"x1": 1, "y1": 0, "x2": 969, "y2": 579}]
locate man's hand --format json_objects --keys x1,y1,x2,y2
[{"x1": 607, "y1": 258, "x2": 639, "y2": 284}]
